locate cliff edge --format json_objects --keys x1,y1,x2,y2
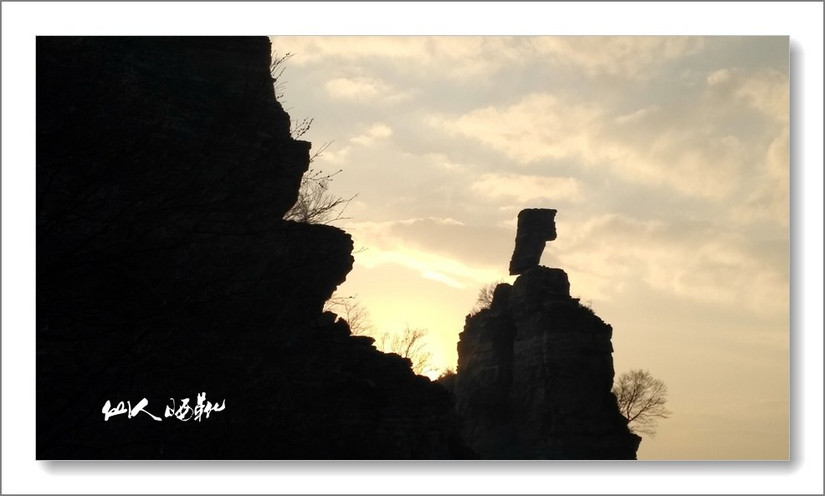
[{"x1": 36, "y1": 36, "x2": 465, "y2": 459}]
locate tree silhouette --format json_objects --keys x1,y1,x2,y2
[
  {"x1": 285, "y1": 168, "x2": 355, "y2": 224},
  {"x1": 471, "y1": 280, "x2": 504, "y2": 314},
  {"x1": 324, "y1": 295, "x2": 433, "y2": 376},
  {"x1": 377, "y1": 326, "x2": 435, "y2": 376},
  {"x1": 271, "y1": 52, "x2": 354, "y2": 225},
  {"x1": 324, "y1": 293, "x2": 374, "y2": 336},
  {"x1": 612, "y1": 369, "x2": 672, "y2": 437}
]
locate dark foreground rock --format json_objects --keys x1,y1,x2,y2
[{"x1": 36, "y1": 36, "x2": 467, "y2": 459}]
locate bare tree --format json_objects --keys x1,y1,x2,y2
[
  {"x1": 285, "y1": 168, "x2": 355, "y2": 224},
  {"x1": 471, "y1": 280, "x2": 504, "y2": 314},
  {"x1": 270, "y1": 51, "x2": 293, "y2": 102},
  {"x1": 324, "y1": 294, "x2": 434, "y2": 376},
  {"x1": 324, "y1": 293, "x2": 374, "y2": 336},
  {"x1": 272, "y1": 52, "x2": 355, "y2": 225},
  {"x1": 612, "y1": 369, "x2": 672, "y2": 437},
  {"x1": 378, "y1": 326, "x2": 435, "y2": 376}
]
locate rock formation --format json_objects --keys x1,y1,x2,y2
[
  {"x1": 509, "y1": 208, "x2": 558, "y2": 275},
  {"x1": 454, "y1": 210, "x2": 641, "y2": 459},
  {"x1": 36, "y1": 37, "x2": 467, "y2": 459}
]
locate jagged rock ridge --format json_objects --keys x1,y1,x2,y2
[
  {"x1": 454, "y1": 209, "x2": 641, "y2": 459},
  {"x1": 36, "y1": 36, "x2": 467, "y2": 459}
]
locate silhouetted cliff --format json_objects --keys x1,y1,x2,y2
[
  {"x1": 453, "y1": 210, "x2": 641, "y2": 459},
  {"x1": 36, "y1": 37, "x2": 466, "y2": 459}
]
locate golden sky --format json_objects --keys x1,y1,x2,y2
[{"x1": 270, "y1": 35, "x2": 790, "y2": 461}]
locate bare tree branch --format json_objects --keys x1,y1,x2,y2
[
  {"x1": 284, "y1": 168, "x2": 356, "y2": 225},
  {"x1": 377, "y1": 326, "x2": 434, "y2": 376},
  {"x1": 470, "y1": 280, "x2": 504, "y2": 314},
  {"x1": 612, "y1": 369, "x2": 672, "y2": 437},
  {"x1": 324, "y1": 293, "x2": 374, "y2": 336}
]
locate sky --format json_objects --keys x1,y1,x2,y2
[{"x1": 269, "y1": 35, "x2": 790, "y2": 461}]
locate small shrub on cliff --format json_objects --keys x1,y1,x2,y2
[
  {"x1": 285, "y1": 168, "x2": 355, "y2": 224},
  {"x1": 435, "y1": 368, "x2": 457, "y2": 392},
  {"x1": 470, "y1": 281, "x2": 503, "y2": 315},
  {"x1": 578, "y1": 299, "x2": 598, "y2": 317}
]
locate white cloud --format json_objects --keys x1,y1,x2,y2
[
  {"x1": 471, "y1": 173, "x2": 583, "y2": 204},
  {"x1": 532, "y1": 36, "x2": 706, "y2": 79},
  {"x1": 614, "y1": 105, "x2": 660, "y2": 124},
  {"x1": 731, "y1": 127, "x2": 790, "y2": 226},
  {"x1": 344, "y1": 217, "x2": 510, "y2": 289},
  {"x1": 271, "y1": 36, "x2": 432, "y2": 66},
  {"x1": 554, "y1": 214, "x2": 788, "y2": 317},
  {"x1": 324, "y1": 76, "x2": 413, "y2": 103},
  {"x1": 351, "y1": 122, "x2": 393, "y2": 146},
  {"x1": 271, "y1": 36, "x2": 525, "y2": 83},
  {"x1": 273, "y1": 36, "x2": 707, "y2": 89},
  {"x1": 354, "y1": 245, "x2": 499, "y2": 291},
  {"x1": 421, "y1": 269, "x2": 465, "y2": 289},
  {"x1": 317, "y1": 145, "x2": 351, "y2": 164},
  {"x1": 436, "y1": 93, "x2": 602, "y2": 164},
  {"x1": 706, "y1": 68, "x2": 789, "y2": 123},
  {"x1": 421, "y1": 153, "x2": 469, "y2": 173},
  {"x1": 435, "y1": 64, "x2": 785, "y2": 201},
  {"x1": 397, "y1": 216, "x2": 465, "y2": 227}
]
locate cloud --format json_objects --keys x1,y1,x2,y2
[
  {"x1": 276, "y1": 36, "x2": 708, "y2": 84},
  {"x1": 421, "y1": 153, "x2": 469, "y2": 173},
  {"x1": 354, "y1": 245, "x2": 499, "y2": 291},
  {"x1": 730, "y1": 127, "x2": 790, "y2": 226},
  {"x1": 344, "y1": 217, "x2": 512, "y2": 289},
  {"x1": 271, "y1": 36, "x2": 523, "y2": 83},
  {"x1": 435, "y1": 93, "x2": 602, "y2": 164},
  {"x1": 532, "y1": 36, "x2": 706, "y2": 79},
  {"x1": 271, "y1": 36, "x2": 432, "y2": 66},
  {"x1": 350, "y1": 122, "x2": 393, "y2": 146},
  {"x1": 471, "y1": 173, "x2": 583, "y2": 204},
  {"x1": 435, "y1": 90, "x2": 746, "y2": 199},
  {"x1": 553, "y1": 214, "x2": 788, "y2": 317},
  {"x1": 397, "y1": 216, "x2": 465, "y2": 227},
  {"x1": 272, "y1": 36, "x2": 705, "y2": 87},
  {"x1": 614, "y1": 105, "x2": 660, "y2": 124},
  {"x1": 324, "y1": 76, "x2": 413, "y2": 103},
  {"x1": 317, "y1": 144, "x2": 351, "y2": 164},
  {"x1": 421, "y1": 269, "x2": 465, "y2": 289},
  {"x1": 706, "y1": 68, "x2": 789, "y2": 123},
  {"x1": 434, "y1": 62, "x2": 786, "y2": 202}
]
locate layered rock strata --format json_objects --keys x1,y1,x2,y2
[{"x1": 455, "y1": 211, "x2": 641, "y2": 459}]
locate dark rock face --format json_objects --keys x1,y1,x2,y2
[
  {"x1": 455, "y1": 213, "x2": 641, "y2": 459},
  {"x1": 509, "y1": 208, "x2": 558, "y2": 275},
  {"x1": 36, "y1": 36, "x2": 467, "y2": 459}
]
